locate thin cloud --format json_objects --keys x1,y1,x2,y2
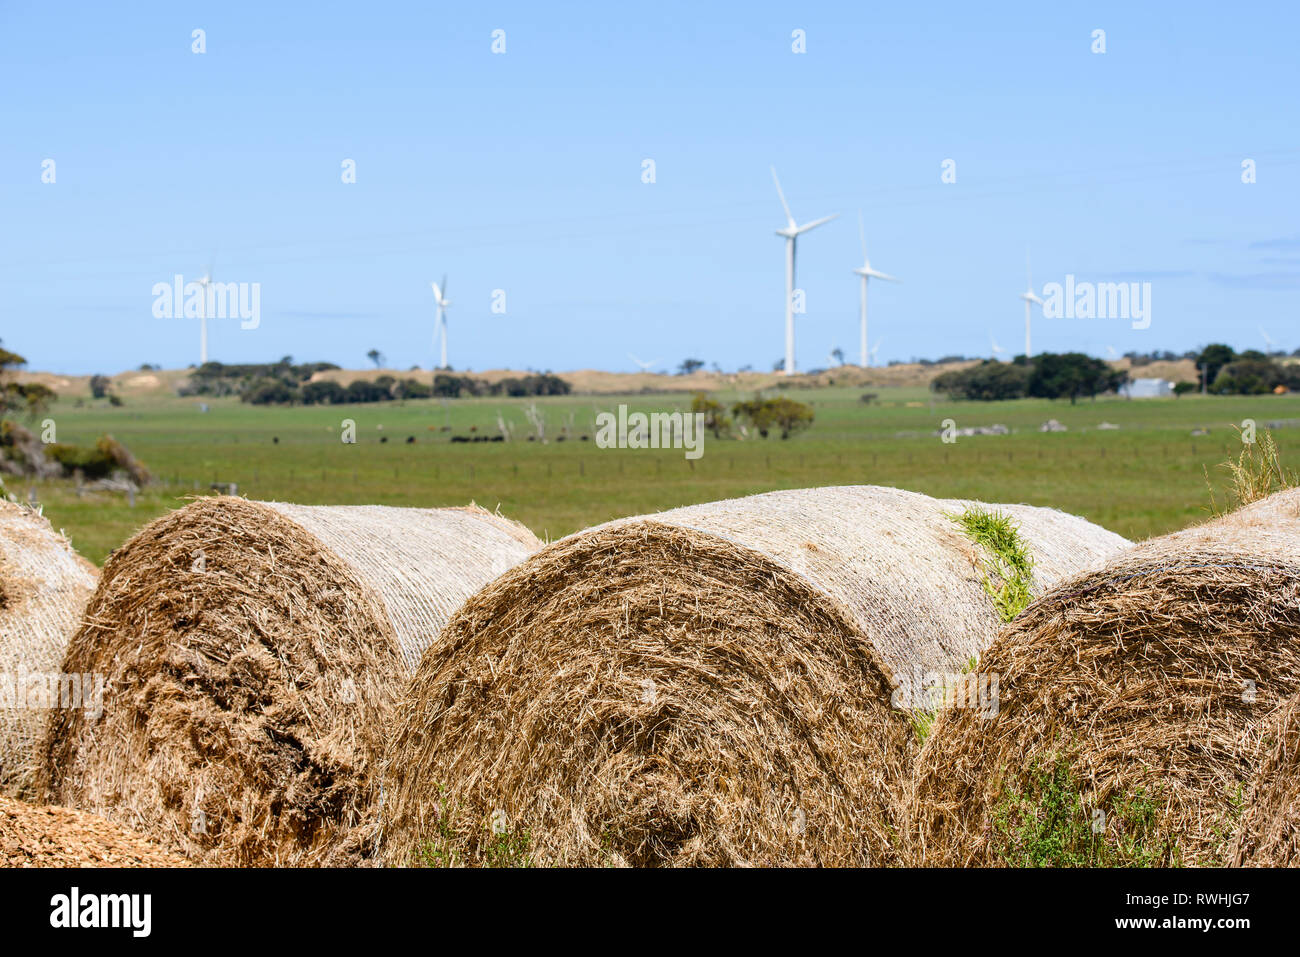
[
  {"x1": 1205, "y1": 270, "x2": 1300, "y2": 289},
  {"x1": 279, "y1": 310, "x2": 381, "y2": 320},
  {"x1": 1248, "y1": 235, "x2": 1300, "y2": 250}
]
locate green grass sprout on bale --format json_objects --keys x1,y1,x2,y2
[
  {"x1": 990, "y1": 756, "x2": 1178, "y2": 867},
  {"x1": 908, "y1": 655, "x2": 982, "y2": 745},
  {"x1": 953, "y1": 506, "x2": 1035, "y2": 622},
  {"x1": 413, "y1": 788, "x2": 533, "y2": 868},
  {"x1": 1207, "y1": 429, "x2": 1297, "y2": 516}
]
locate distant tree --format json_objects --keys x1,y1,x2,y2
[
  {"x1": 1026, "y1": 353, "x2": 1125, "y2": 404},
  {"x1": 691, "y1": 392, "x2": 731, "y2": 438},
  {"x1": 932, "y1": 361, "x2": 1030, "y2": 401},
  {"x1": 243, "y1": 378, "x2": 297, "y2": 405},
  {"x1": 433, "y1": 373, "x2": 471, "y2": 398},
  {"x1": 0, "y1": 342, "x2": 58, "y2": 418},
  {"x1": 345, "y1": 379, "x2": 389, "y2": 403},
  {"x1": 367, "y1": 349, "x2": 385, "y2": 369},
  {"x1": 732, "y1": 396, "x2": 814, "y2": 439},
  {"x1": 0, "y1": 342, "x2": 26, "y2": 375},
  {"x1": 1211, "y1": 357, "x2": 1295, "y2": 395},
  {"x1": 1173, "y1": 380, "x2": 1198, "y2": 397},
  {"x1": 677, "y1": 358, "x2": 705, "y2": 376},
  {"x1": 393, "y1": 378, "x2": 433, "y2": 399},
  {"x1": 1197, "y1": 344, "x2": 1237, "y2": 385},
  {"x1": 831, "y1": 348, "x2": 845, "y2": 365},
  {"x1": 8, "y1": 382, "x2": 56, "y2": 418},
  {"x1": 301, "y1": 380, "x2": 347, "y2": 405},
  {"x1": 89, "y1": 374, "x2": 112, "y2": 399}
]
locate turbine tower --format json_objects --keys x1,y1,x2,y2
[
  {"x1": 852, "y1": 210, "x2": 899, "y2": 368},
  {"x1": 196, "y1": 258, "x2": 214, "y2": 365},
  {"x1": 1020, "y1": 252, "x2": 1043, "y2": 359},
  {"x1": 772, "y1": 167, "x2": 837, "y2": 376},
  {"x1": 430, "y1": 275, "x2": 450, "y2": 369}
]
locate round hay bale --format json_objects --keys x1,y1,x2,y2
[
  {"x1": 39, "y1": 496, "x2": 540, "y2": 866},
  {"x1": 381, "y1": 485, "x2": 1128, "y2": 867},
  {"x1": 1230, "y1": 691, "x2": 1300, "y2": 866},
  {"x1": 0, "y1": 501, "x2": 97, "y2": 798},
  {"x1": 1, "y1": 794, "x2": 187, "y2": 867},
  {"x1": 909, "y1": 488, "x2": 1300, "y2": 867}
]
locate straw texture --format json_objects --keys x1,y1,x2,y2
[
  {"x1": 381, "y1": 485, "x2": 1128, "y2": 867},
  {"x1": 0, "y1": 502, "x2": 97, "y2": 798},
  {"x1": 909, "y1": 487, "x2": 1300, "y2": 867},
  {"x1": 1230, "y1": 690, "x2": 1300, "y2": 866},
  {"x1": 39, "y1": 496, "x2": 539, "y2": 866}
]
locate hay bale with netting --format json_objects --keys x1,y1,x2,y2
[
  {"x1": 38, "y1": 496, "x2": 540, "y2": 866},
  {"x1": 908, "y1": 487, "x2": 1300, "y2": 867},
  {"x1": 381, "y1": 485, "x2": 1128, "y2": 867},
  {"x1": 2, "y1": 794, "x2": 187, "y2": 867},
  {"x1": 0, "y1": 501, "x2": 97, "y2": 798},
  {"x1": 1230, "y1": 691, "x2": 1300, "y2": 866}
]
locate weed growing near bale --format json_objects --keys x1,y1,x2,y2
[
  {"x1": 953, "y1": 507, "x2": 1035, "y2": 622},
  {"x1": 413, "y1": 791, "x2": 533, "y2": 868},
  {"x1": 989, "y1": 755, "x2": 1176, "y2": 867},
  {"x1": 1207, "y1": 429, "x2": 1296, "y2": 515}
]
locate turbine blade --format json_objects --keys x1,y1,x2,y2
[
  {"x1": 770, "y1": 166, "x2": 794, "y2": 226},
  {"x1": 795, "y1": 213, "x2": 839, "y2": 235}
]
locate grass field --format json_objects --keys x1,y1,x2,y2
[{"x1": 13, "y1": 384, "x2": 1300, "y2": 565}]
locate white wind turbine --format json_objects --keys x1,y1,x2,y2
[
  {"x1": 990, "y1": 335, "x2": 1007, "y2": 360},
  {"x1": 196, "y1": 257, "x2": 214, "y2": 365},
  {"x1": 1020, "y1": 252, "x2": 1043, "y2": 359},
  {"x1": 852, "y1": 210, "x2": 899, "y2": 368},
  {"x1": 772, "y1": 167, "x2": 837, "y2": 376},
  {"x1": 628, "y1": 354, "x2": 660, "y2": 372},
  {"x1": 1261, "y1": 326, "x2": 1278, "y2": 353},
  {"x1": 430, "y1": 275, "x2": 450, "y2": 369}
]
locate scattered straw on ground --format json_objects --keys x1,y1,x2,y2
[
  {"x1": 1, "y1": 793, "x2": 187, "y2": 867},
  {"x1": 381, "y1": 485, "x2": 1128, "y2": 867}
]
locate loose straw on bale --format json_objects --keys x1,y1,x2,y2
[
  {"x1": 381, "y1": 485, "x2": 1128, "y2": 867},
  {"x1": 39, "y1": 497, "x2": 539, "y2": 866},
  {"x1": 1230, "y1": 691, "x2": 1300, "y2": 866},
  {"x1": 0, "y1": 502, "x2": 97, "y2": 798},
  {"x1": 1, "y1": 794, "x2": 187, "y2": 867},
  {"x1": 909, "y1": 487, "x2": 1300, "y2": 867}
]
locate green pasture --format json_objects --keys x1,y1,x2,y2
[{"x1": 15, "y1": 385, "x2": 1300, "y2": 564}]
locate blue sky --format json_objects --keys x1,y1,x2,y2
[{"x1": 2, "y1": 1, "x2": 1297, "y2": 374}]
